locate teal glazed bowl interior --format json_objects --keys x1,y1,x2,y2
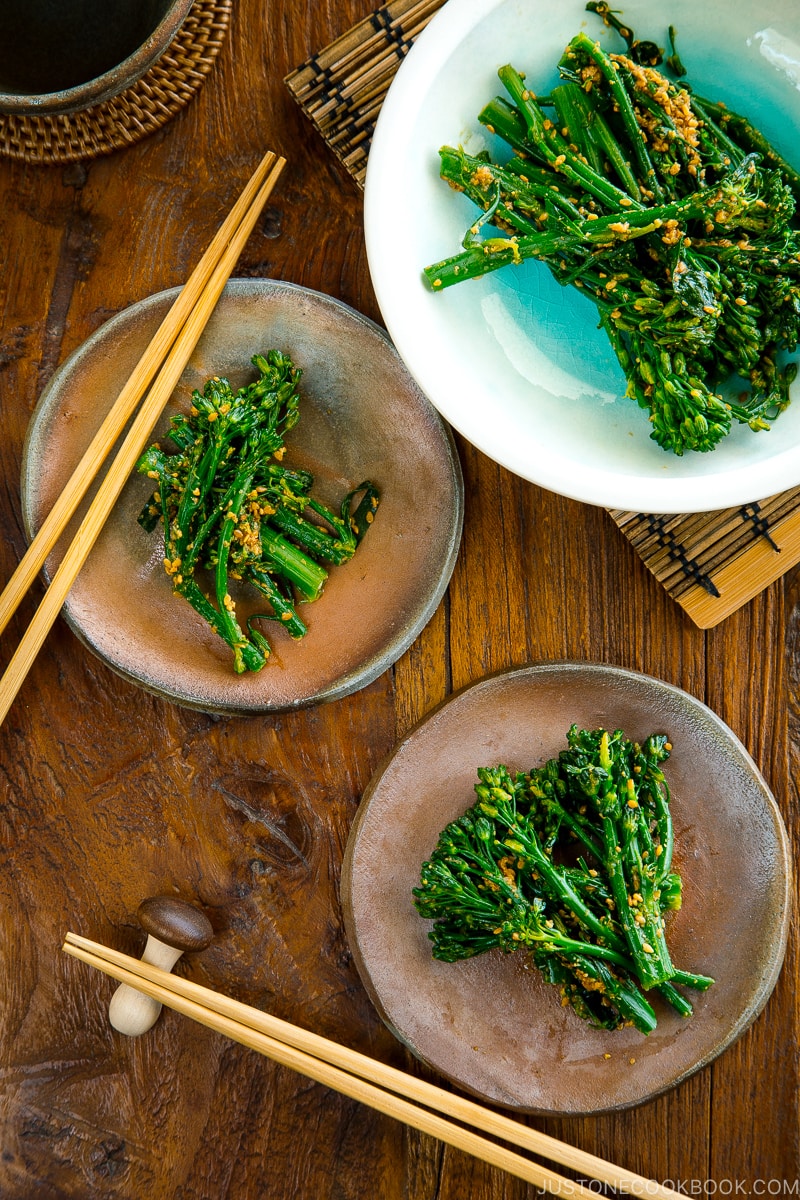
[{"x1": 0, "y1": 0, "x2": 194, "y2": 115}]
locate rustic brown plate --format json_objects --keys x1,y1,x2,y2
[
  {"x1": 341, "y1": 662, "x2": 791, "y2": 1114},
  {"x1": 21, "y1": 280, "x2": 463, "y2": 713}
]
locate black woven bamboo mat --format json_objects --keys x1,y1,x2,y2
[{"x1": 285, "y1": 0, "x2": 800, "y2": 627}]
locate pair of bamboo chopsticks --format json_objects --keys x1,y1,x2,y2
[
  {"x1": 64, "y1": 932, "x2": 681, "y2": 1200},
  {"x1": 0, "y1": 150, "x2": 286, "y2": 726}
]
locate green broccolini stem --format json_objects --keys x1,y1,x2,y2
[
  {"x1": 341, "y1": 482, "x2": 381, "y2": 543},
  {"x1": 567, "y1": 954, "x2": 658, "y2": 1034},
  {"x1": 475, "y1": 788, "x2": 632, "y2": 957},
  {"x1": 269, "y1": 507, "x2": 354, "y2": 565},
  {"x1": 553, "y1": 81, "x2": 641, "y2": 196},
  {"x1": 244, "y1": 568, "x2": 308, "y2": 641},
  {"x1": 564, "y1": 32, "x2": 664, "y2": 201},
  {"x1": 259, "y1": 526, "x2": 328, "y2": 603},
  {"x1": 176, "y1": 578, "x2": 267, "y2": 674},
  {"x1": 424, "y1": 163, "x2": 768, "y2": 294},
  {"x1": 497, "y1": 63, "x2": 645, "y2": 211},
  {"x1": 672, "y1": 967, "x2": 715, "y2": 991},
  {"x1": 213, "y1": 477, "x2": 254, "y2": 650},
  {"x1": 600, "y1": 812, "x2": 674, "y2": 990}
]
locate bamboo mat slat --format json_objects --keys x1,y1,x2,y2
[
  {"x1": 608, "y1": 490, "x2": 800, "y2": 627},
  {"x1": 285, "y1": 0, "x2": 447, "y2": 186},
  {"x1": 285, "y1": 0, "x2": 800, "y2": 628}
]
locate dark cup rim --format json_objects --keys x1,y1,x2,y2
[{"x1": 0, "y1": 0, "x2": 195, "y2": 116}]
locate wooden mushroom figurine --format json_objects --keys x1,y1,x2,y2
[{"x1": 108, "y1": 896, "x2": 213, "y2": 1037}]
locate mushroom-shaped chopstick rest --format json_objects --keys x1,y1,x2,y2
[{"x1": 108, "y1": 896, "x2": 213, "y2": 1037}]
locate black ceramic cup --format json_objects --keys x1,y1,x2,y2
[{"x1": 0, "y1": 0, "x2": 194, "y2": 115}]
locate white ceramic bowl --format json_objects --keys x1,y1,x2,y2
[{"x1": 365, "y1": 0, "x2": 800, "y2": 512}]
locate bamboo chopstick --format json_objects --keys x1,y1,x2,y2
[
  {"x1": 63, "y1": 932, "x2": 682, "y2": 1200},
  {"x1": 61, "y1": 937, "x2": 594, "y2": 1198},
  {"x1": 0, "y1": 153, "x2": 285, "y2": 725},
  {"x1": 0, "y1": 150, "x2": 280, "y2": 642}
]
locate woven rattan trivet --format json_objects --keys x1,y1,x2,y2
[
  {"x1": 286, "y1": 0, "x2": 800, "y2": 627},
  {"x1": 0, "y1": 0, "x2": 232, "y2": 165}
]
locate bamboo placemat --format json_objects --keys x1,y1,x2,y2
[
  {"x1": 285, "y1": 0, "x2": 445, "y2": 187},
  {"x1": 285, "y1": 0, "x2": 800, "y2": 628},
  {"x1": 0, "y1": 0, "x2": 232, "y2": 165},
  {"x1": 608, "y1": 490, "x2": 800, "y2": 627}
]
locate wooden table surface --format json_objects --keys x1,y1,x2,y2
[{"x1": 0, "y1": 1, "x2": 797, "y2": 1196}]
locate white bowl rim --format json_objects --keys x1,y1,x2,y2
[{"x1": 364, "y1": 0, "x2": 800, "y2": 513}]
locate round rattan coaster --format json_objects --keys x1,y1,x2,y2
[{"x1": 0, "y1": 0, "x2": 232, "y2": 165}]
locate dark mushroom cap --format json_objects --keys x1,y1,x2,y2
[{"x1": 137, "y1": 896, "x2": 214, "y2": 952}]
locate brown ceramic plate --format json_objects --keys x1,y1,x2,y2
[
  {"x1": 21, "y1": 280, "x2": 463, "y2": 713},
  {"x1": 341, "y1": 662, "x2": 791, "y2": 1114}
]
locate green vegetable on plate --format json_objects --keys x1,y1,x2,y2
[
  {"x1": 137, "y1": 350, "x2": 379, "y2": 674},
  {"x1": 423, "y1": 5, "x2": 800, "y2": 455},
  {"x1": 413, "y1": 725, "x2": 714, "y2": 1035}
]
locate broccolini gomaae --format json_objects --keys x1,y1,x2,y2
[
  {"x1": 137, "y1": 351, "x2": 379, "y2": 674},
  {"x1": 423, "y1": 5, "x2": 800, "y2": 455},
  {"x1": 413, "y1": 726, "x2": 714, "y2": 1034}
]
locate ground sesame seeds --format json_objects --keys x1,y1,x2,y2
[{"x1": 470, "y1": 164, "x2": 495, "y2": 190}]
